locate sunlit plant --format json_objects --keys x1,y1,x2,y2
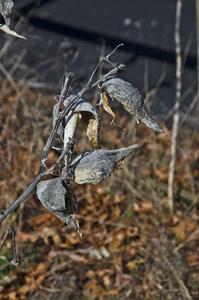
[{"x1": 0, "y1": 35, "x2": 163, "y2": 261}]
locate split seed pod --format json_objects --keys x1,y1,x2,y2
[
  {"x1": 53, "y1": 97, "x2": 101, "y2": 149},
  {"x1": 101, "y1": 77, "x2": 164, "y2": 133},
  {"x1": 0, "y1": 0, "x2": 27, "y2": 39},
  {"x1": 69, "y1": 144, "x2": 139, "y2": 184},
  {"x1": 36, "y1": 178, "x2": 79, "y2": 229},
  {"x1": 70, "y1": 98, "x2": 101, "y2": 149},
  {"x1": 0, "y1": 0, "x2": 13, "y2": 26}
]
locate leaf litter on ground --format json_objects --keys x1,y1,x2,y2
[{"x1": 0, "y1": 87, "x2": 198, "y2": 299}]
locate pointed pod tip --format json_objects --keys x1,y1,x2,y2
[
  {"x1": 0, "y1": 25, "x2": 27, "y2": 40},
  {"x1": 150, "y1": 124, "x2": 164, "y2": 133},
  {"x1": 159, "y1": 128, "x2": 164, "y2": 133},
  {"x1": 141, "y1": 116, "x2": 164, "y2": 133},
  {"x1": 128, "y1": 144, "x2": 139, "y2": 150}
]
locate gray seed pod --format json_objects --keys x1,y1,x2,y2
[
  {"x1": 36, "y1": 178, "x2": 78, "y2": 229},
  {"x1": 0, "y1": 0, "x2": 13, "y2": 26},
  {"x1": 53, "y1": 97, "x2": 101, "y2": 149},
  {"x1": 101, "y1": 77, "x2": 164, "y2": 133},
  {"x1": 71, "y1": 98, "x2": 101, "y2": 149},
  {"x1": 69, "y1": 144, "x2": 139, "y2": 184}
]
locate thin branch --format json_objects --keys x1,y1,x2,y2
[
  {"x1": 196, "y1": 0, "x2": 199, "y2": 115},
  {"x1": 43, "y1": 138, "x2": 76, "y2": 176},
  {"x1": 164, "y1": 258, "x2": 193, "y2": 300},
  {"x1": 59, "y1": 72, "x2": 74, "y2": 106},
  {"x1": 0, "y1": 227, "x2": 19, "y2": 266},
  {"x1": 174, "y1": 227, "x2": 199, "y2": 253},
  {"x1": 85, "y1": 43, "x2": 124, "y2": 88},
  {"x1": 168, "y1": 0, "x2": 182, "y2": 213},
  {"x1": 0, "y1": 172, "x2": 43, "y2": 224},
  {"x1": 105, "y1": 43, "x2": 124, "y2": 62},
  {"x1": 93, "y1": 41, "x2": 106, "y2": 105},
  {"x1": 0, "y1": 46, "x2": 125, "y2": 225},
  {"x1": 179, "y1": 93, "x2": 198, "y2": 127}
]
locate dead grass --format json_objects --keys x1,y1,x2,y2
[{"x1": 0, "y1": 80, "x2": 198, "y2": 299}]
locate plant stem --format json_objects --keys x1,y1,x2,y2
[
  {"x1": 168, "y1": 0, "x2": 182, "y2": 213},
  {"x1": 0, "y1": 46, "x2": 125, "y2": 225}
]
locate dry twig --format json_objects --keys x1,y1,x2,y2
[
  {"x1": 174, "y1": 227, "x2": 199, "y2": 252},
  {"x1": 164, "y1": 258, "x2": 193, "y2": 300},
  {"x1": 168, "y1": 0, "x2": 182, "y2": 213},
  {"x1": 196, "y1": 0, "x2": 199, "y2": 114},
  {"x1": 0, "y1": 227, "x2": 19, "y2": 265},
  {"x1": 0, "y1": 45, "x2": 126, "y2": 225}
]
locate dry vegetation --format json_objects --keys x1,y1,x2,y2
[{"x1": 0, "y1": 78, "x2": 198, "y2": 299}]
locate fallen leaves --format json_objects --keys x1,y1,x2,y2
[
  {"x1": 0, "y1": 87, "x2": 199, "y2": 299},
  {"x1": 186, "y1": 254, "x2": 199, "y2": 267},
  {"x1": 167, "y1": 212, "x2": 197, "y2": 241}
]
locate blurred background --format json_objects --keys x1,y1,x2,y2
[
  {"x1": 0, "y1": 1, "x2": 198, "y2": 299},
  {"x1": 0, "y1": 0, "x2": 197, "y2": 123}
]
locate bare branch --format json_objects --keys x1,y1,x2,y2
[
  {"x1": 0, "y1": 227, "x2": 19, "y2": 266},
  {"x1": 168, "y1": 0, "x2": 182, "y2": 213},
  {"x1": 174, "y1": 227, "x2": 199, "y2": 252},
  {"x1": 85, "y1": 43, "x2": 124, "y2": 88},
  {"x1": 164, "y1": 258, "x2": 193, "y2": 300},
  {"x1": 0, "y1": 46, "x2": 125, "y2": 225},
  {"x1": 196, "y1": 0, "x2": 199, "y2": 115},
  {"x1": 0, "y1": 172, "x2": 43, "y2": 223}
]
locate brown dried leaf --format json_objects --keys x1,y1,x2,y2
[
  {"x1": 72, "y1": 98, "x2": 101, "y2": 149},
  {"x1": 80, "y1": 113, "x2": 101, "y2": 149},
  {"x1": 128, "y1": 247, "x2": 137, "y2": 257},
  {"x1": 16, "y1": 232, "x2": 39, "y2": 243},
  {"x1": 18, "y1": 284, "x2": 31, "y2": 295},
  {"x1": 114, "y1": 193, "x2": 126, "y2": 203},
  {"x1": 83, "y1": 279, "x2": 105, "y2": 300},
  {"x1": 139, "y1": 202, "x2": 153, "y2": 213},
  {"x1": 109, "y1": 205, "x2": 121, "y2": 222},
  {"x1": 41, "y1": 227, "x2": 62, "y2": 245},
  {"x1": 154, "y1": 166, "x2": 169, "y2": 182},
  {"x1": 35, "y1": 262, "x2": 47, "y2": 274},
  {"x1": 27, "y1": 213, "x2": 56, "y2": 229},
  {"x1": 126, "y1": 227, "x2": 139, "y2": 237},
  {"x1": 133, "y1": 202, "x2": 154, "y2": 213},
  {"x1": 35, "y1": 274, "x2": 46, "y2": 288},
  {"x1": 102, "y1": 274, "x2": 111, "y2": 287},
  {"x1": 110, "y1": 229, "x2": 126, "y2": 252},
  {"x1": 186, "y1": 254, "x2": 199, "y2": 266},
  {"x1": 100, "y1": 91, "x2": 116, "y2": 120},
  {"x1": 65, "y1": 231, "x2": 81, "y2": 245},
  {"x1": 126, "y1": 260, "x2": 139, "y2": 270},
  {"x1": 6, "y1": 291, "x2": 17, "y2": 300},
  {"x1": 167, "y1": 216, "x2": 197, "y2": 241},
  {"x1": 99, "y1": 210, "x2": 109, "y2": 221}
]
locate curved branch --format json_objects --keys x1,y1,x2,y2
[
  {"x1": 0, "y1": 45, "x2": 125, "y2": 225},
  {"x1": 0, "y1": 172, "x2": 43, "y2": 223}
]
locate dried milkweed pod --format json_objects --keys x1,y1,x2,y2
[
  {"x1": 53, "y1": 97, "x2": 101, "y2": 150},
  {"x1": 70, "y1": 98, "x2": 101, "y2": 149},
  {"x1": 0, "y1": 0, "x2": 13, "y2": 26},
  {"x1": 0, "y1": 0, "x2": 27, "y2": 39},
  {"x1": 0, "y1": 24, "x2": 27, "y2": 39},
  {"x1": 36, "y1": 178, "x2": 79, "y2": 229},
  {"x1": 69, "y1": 144, "x2": 139, "y2": 185},
  {"x1": 101, "y1": 76, "x2": 164, "y2": 133}
]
